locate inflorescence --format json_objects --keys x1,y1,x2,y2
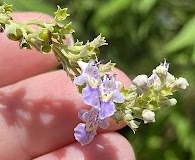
[{"x1": 0, "y1": 3, "x2": 189, "y2": 146}]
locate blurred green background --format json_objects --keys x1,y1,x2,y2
[{"x1": 1, "y1": 0, "x2": 194, "y2": 159}]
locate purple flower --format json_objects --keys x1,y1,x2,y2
[
  {"x1": 99, "y1": 75, "x2": 125, "y2": 119},
  {"x1": 74, "y1": 60, "x2": 101, "y2": 108},
  {"x1": 74, "y1": 60, "x2": 100, "y2": 87},
  {"x1": 74, "y1": 108, "x2": 109, "y2": 146}
]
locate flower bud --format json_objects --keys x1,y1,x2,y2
[
  {"x1": 158, "y1": 98, "x2": 177, "y2": 108},
  {"x1": 170, "y1": 77, "x2": 189, "y2": 91},
  {"x1": 124, "y1": 110, "x2": 134, "y2": 121},
  {"x1": 169, "y1": 98, "x2": 177, "y2": 106},
  {"x1": 142, "y1": 109, "x2": 155, "y2": 124},
  {"x1": 132, "y1": 75, "x2": 149, "y2": 89},
  {"x1": 154, "y1": 65, "x2": 168, "y2": 77},
  {"x1": 113, "y1": 110, "x2": 124, "y2": 122},
  {"x1": 38, "y1": 29, "x2": 52, "y2": 43}
]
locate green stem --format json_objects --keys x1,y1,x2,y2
[
  {"x1": 14, "y1": 21, "x2": 36, "y2": 33},
  {"x1": 52, "y1": 46, "x2": 80, "y2": 80}
]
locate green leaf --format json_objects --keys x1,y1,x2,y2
[{"x1": 165, "y1": 16, "x2": 195, "y2": 53}]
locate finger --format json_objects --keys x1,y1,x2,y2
[
  {"x1": 0, "y1": 68, "x2": 131, "y2": 160},
  {"x1": 0, "y1": 12, "x2": 73, "y2": 87},
  {"x1": 33, "y1": 132, "x2": 135, "y2": 160}
]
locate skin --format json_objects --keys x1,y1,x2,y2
[{"x1": 0, "y1": 12, "x2": 135, "y2": 160}]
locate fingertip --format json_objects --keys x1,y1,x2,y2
[{"x1": 34, "y1": 132, "x2": 135, "y2": 160}]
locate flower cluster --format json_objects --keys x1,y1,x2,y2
[
  {"x1": 0, "y1": 3, "x2": 189, "y2": 146},
  {"x1": 73, "y1": 60, "x2": 125, "y2": 145},
  {"x1": 112, "y1": 60, "x2": 189, "y2": 133}
]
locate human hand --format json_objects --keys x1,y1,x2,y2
[{"x1": 0, "y1": 12, "x2": 135, "y2": 160}]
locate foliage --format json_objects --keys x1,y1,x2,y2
[{"x1": 1, "y1": 0, "x2": 194, "y2": 159}]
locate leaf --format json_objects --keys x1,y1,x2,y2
[{"x1": 165, "y1": 16, "x2": 195, "y2": 53}]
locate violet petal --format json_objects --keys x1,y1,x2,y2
[
  {"x1": 74, "y1": 123, "x2": 97, "y2": 146},
  {"x1": 78, "y1": 109, "x2": 89, "y2": 122},
  {"x1": 112, "y1": 90, "x2": 125, "y2": 103},
  {"x1": 82, "y1": 85, "x2": 100, "y2": 108},
  {"x1": 99, "y1": 100, "x2": 116, "y2": 119},
  {"x1": 73, "y1": 72, "x2": 88, "y2": 85}
]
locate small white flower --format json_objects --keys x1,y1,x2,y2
[{"x1": 142, "y1": 109, "x2": 155, "y2": 124}]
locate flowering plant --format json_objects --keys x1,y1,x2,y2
[{"x1": 0, "y1": 3, "x2": 189, "y2": 146}]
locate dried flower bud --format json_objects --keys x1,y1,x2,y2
[
  {"x1": 126, "y1": 120, "x2": 140, "y2": 134},
  {"x1": 142, "y1": 109, "x2": 155, "y2": 124}
]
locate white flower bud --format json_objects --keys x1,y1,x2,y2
[
  {"x1": 158, "y1": 98, "x2": 177, "y2": 107},
  {"x1": 175, "y1": 77, "x2": 189, "y2": 89},
  {"x1": 154, "y1": 65, "x2": 168, "y2": 76},
  {"x1": 170, "y1": 77, "x2": 189, "y2": 91},
  {"x1": 142, "y1": 109, "x2": 155, "y2": 124},
  {"x1": 169, "y1": 98, "x2": 177, "y2": 106},
  {"x1": 132, "y1": 75, "x2": 149, "y2": 89}
]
